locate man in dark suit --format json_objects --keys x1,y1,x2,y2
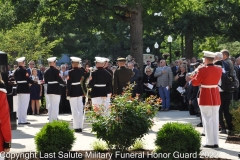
[
  {"x1": 236, "y1": 57, "x2": 240, "y2": 100},
  {"x1": 113, "y1": 58, "x2": 134, "y2": 95},
  {"x1": 143, "y1": 59, "x2": 154, "y2": 73},
  {"x1": 231, "y1": 57, "x2": 239, "y2": 100},
  {"x1": 151, "y1": 56, "x2": 159, "y2": 68},
  {"x1": 186, "y1": 74, "x2": 199, "y2": 115},
  {"x1": 171, "y1": 60, "x2": 179, "y2": 76},
  {"x1": 26, "y1": 60, "x2": 43, "y2": 80},
  {"x1": 128, "y1": 61, "x2": 140, "y2": 97}
]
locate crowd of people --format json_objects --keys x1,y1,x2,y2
[{"x1": 0, "y1": 48, "x2": 239, "y2": 155}]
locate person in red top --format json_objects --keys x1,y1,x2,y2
[
  {"x1": 0, "y1": 75, "x2": 11, "y2": 160},
  {"x1": 191, "y1": 51, "x2": 222, "y2": 148}
]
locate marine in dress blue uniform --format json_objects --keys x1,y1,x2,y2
[
  {"x1": 44, "y1": 57, "x2": 65, "y2": 122},
  {"x1": 14, "y1": 57, "x2": 36, "y2": 125},
  {"x1": 103, "y1": 58, "x2": 113, "y2": 115},
  {"x1": 67, "y1": 57, "x2": 85, "y2": 132},
  {"x1": 88, "y1": 57, "x2": 112, "y2": 115}
]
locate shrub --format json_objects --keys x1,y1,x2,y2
[
  {"x1": 35, "y1": 120, "x2": 76, "y2": 154},
  {"x1": 40, "y1": 96, "x2": 46, "y2": 109},
  {"x1": 229, "y1": 100, "x2": 240, "y2": 111},
  {"x1": 230, "y1": 101, "x2": 240, "y2": 135},
  {"x1": 131, "y1": 139, "x2": 145, "y2": 151},
  {"x1": 155, "y1": 122, "x2": 201, "y2": 160},
  {"x1": 88, "y1": 83, "x2": 160, "y2": 152},
  {"x1": 91, "y1": 140, "x2": 108, "y2": 152}
]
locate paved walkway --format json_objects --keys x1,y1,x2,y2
[{"x1": 10, "y1": 111, "x2": 239, "y2": 159}]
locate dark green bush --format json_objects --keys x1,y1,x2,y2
[
  {"x1": 34, "y1": 120, "x2": 76, "y2": 154},
  {"x1": 155, "y1": 122, "x2": 201, "y2": 160},
  {"x1": 230, "y1": 101, "x2": 240, "y2": 134},
  {"x1": 89, "y1": 83, "x2": 160, "y2": 152}
]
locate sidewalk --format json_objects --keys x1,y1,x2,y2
[{"x1": 10, "y1": 111, "x2": 239, "y2": 159}]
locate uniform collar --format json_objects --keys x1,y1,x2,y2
[{"x1": 207, "y1": 64, "x2": 214, "y2": 66}]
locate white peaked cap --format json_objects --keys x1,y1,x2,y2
[
  {"x1": 47, "y1": 57, "x2": 57, "y2": 62},
  {"x1": 95, "y1": 57, "x2": 106, "y2": 63},
  {"x1": 100, "y1": 57, "x2": 110, "y2": 62},
  {"x1": 203, "y1": 51, "x2": 217, "y2": 58},
  {"x1": 103, "y1": 57, "x2": 110, "y2": 62},
  {"x1": 16, "y1": 57, "x2": 25, "y2": 62},
  {"x1": 70, "y1": 57, "x2": 81, "y2": 63}
]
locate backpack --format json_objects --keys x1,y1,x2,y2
[{"x1": 219, "y1": 60, "x2": 238, "y2": 92}]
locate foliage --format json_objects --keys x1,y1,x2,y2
[
  {"x1": 218, "y1": 41, "x2": 240, "y2": 56},
  {"x1": 34, "y1": 120, "x2": 76, "y2": 154},
  {"x1": 0, "y1": 22, "x2": 62, "y2": 64},
  {"x1": 130, "y1": 139, "x2": 145, "y2": 151},
  {"x1": 230, "y1": 100, "x2": 240, "y2": 134},
  {"x1": 88, "y1": 83, "x2": 160, "y2": 152},
  {"x1": 91, "y1": 140, "x2": 108, "y2": 152},
  {"x1": 155, "y1": 122, "x2": 201, "y2": 159},
  {"x1": 2, "y1": 0, "x2": 240, "y2": 63},
  {"x1": 40, "y1": 96, "x2": 46, "y2": 109}
]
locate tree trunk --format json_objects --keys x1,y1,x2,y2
[
  {"x1": 185, "y1": 28, "x2": 193, "y2": 59},
  {"x1": 130, "y1": 5, "x2": 143, "y2": 74}
]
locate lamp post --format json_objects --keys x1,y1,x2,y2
[
  {"x1": 146, "y1": 47, "x2": 150, "y2": 53},
  {"x1": 154, "y1": 12, "x2": 162, "y2": 16},
  {"x1": 167, "y1": 35, "x2": 173, "y2": 63}
]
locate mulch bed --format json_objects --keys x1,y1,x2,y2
[
  {"x1": 5, "y1": 150, "x2": 232, "y2": 160},
  {"x1": 226, "y1": 135, "x2": 240, "y2": 145}
]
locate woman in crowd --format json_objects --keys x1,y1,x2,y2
[
  {"x1": 142, "y1": 66, "x2": 157, "y2": 99},
  {"x1": 30, "y1": 68, "x2": 42, "y2": 115},
  {"x1": 174, "y1": 64, "x2": 188, "y2": 111}
]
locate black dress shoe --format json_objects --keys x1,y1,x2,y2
[
  {"x1": 18, "y1": 122, "x2": 31, "y2": 125},
  {"x1": 197, "y1": 123, "x2": 203, "y2": 127},
  {"x1": 201, "y1": 133, "x2": 205, "y2": 136},
  {"x1": 214, "y1": 144, "x2": 219, "y2": 148},
  {"x1": 202, "y1": 145, "x2": 215, "y2": 148},
  {"x1": 220, "y1": 129, "x2": 227, "y2": 134},
  {"x1": 74, "y1": 128, "x2": 82, "y2": 132}
]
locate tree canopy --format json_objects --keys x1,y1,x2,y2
[{"x1": 1, "y1": 0, "x2": 240, "y2": 65}]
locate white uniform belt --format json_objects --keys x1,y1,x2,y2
[
  {"x1": 17, "y1": 81, "x2": 27, "y2": 83},
  {"x1": 48, "y1": 81, "x2": 58, "y2": 84},
  {"x1": 94, "y1": 84, "x2": 106, "y2": 87},
  {"x1": 201, "y1": 85, "x2": 218, "y2": 88},
  {"x1": 71, "y1": 82, "x2": 80, "y2": 85}
]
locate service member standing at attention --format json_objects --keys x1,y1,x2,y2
[
  {"x1": 14, "y1": 57, "x2": 36, "y2": 125},
  {"x1": 44, "y1": 57, "x2": 65, "y2": 122},
  {"x1": 113, "y1": 57, "x2": 134, "y2": 95},
  {"x1": 67, "y1": 57, "x2": 85, "y2": 132},
  {"x1": 103, "y1": 58, "x2": 113, "y2": 113},
  {"x1": 88, "y1": 57, "x2": 112, "y2": 114},
  {"x1": 191, "y1": 51, "x2": 222, "y2": 148}
]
